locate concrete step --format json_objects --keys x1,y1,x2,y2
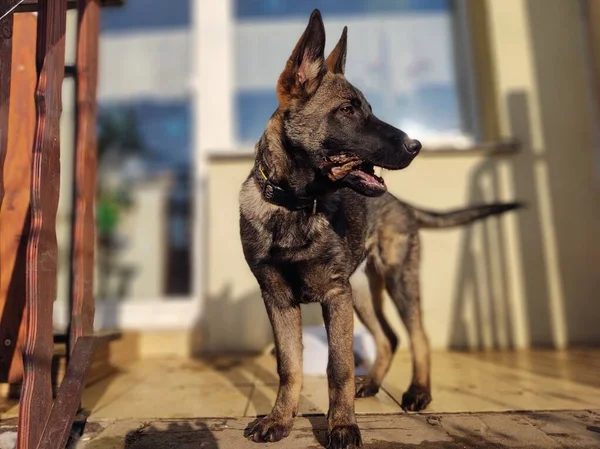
[{"x1": 73, "y1": 410, "x2": 600, "y2": 449}]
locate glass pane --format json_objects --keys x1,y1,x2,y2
[
  {"x1": 96, "y1": 0, "x2": 192, "y2": 300},
  {"x1": 234, "y1": 0, "x2": 467, "y2": 146}
]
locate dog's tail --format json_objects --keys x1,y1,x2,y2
[{"x1": 412, "y1": 202, "x2": 524, "y2": 229}]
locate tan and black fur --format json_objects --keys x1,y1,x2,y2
[{"x1": 239, "y1": 10, "x2": 520, "y2": 449}]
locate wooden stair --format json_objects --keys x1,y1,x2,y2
[{"x1": 1, "y1": 331, "x2": 121, "y2": 400}]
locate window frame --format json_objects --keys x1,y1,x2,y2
[{"x1": 200, "y1": 0, "x2": 488, "y2": 155}]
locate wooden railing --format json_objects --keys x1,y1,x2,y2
[{"x1": 0, "y1": 1, "x2": 123, "y2": 448}]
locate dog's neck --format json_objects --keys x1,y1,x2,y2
[{"x1": 255, "y1": 111, "x2": 330, "y2": 205}]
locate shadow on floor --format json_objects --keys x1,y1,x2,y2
[
  {"x1": 73, "y1": 421, "x2": 219, "y2": 449},
  {"x1": 124, "y1": 422, "x2": 218, "y2": 449}
]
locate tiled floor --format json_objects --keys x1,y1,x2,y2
[{"x1": 2, "y1": 350, "x2": 600, "y2": 421}]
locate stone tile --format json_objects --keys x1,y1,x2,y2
[
  {"x1": 383, "y1": 351, "x2": 600, "y2": 413},
  {"x1": 245, "y1": 378, "x2": 401, "y2": 417},
  {"x1": 440, "y1": 413, "x2": 561, "y2": 448},
  {"x1": 522, "y1": 410, "x2": 600, "y2": 448},
  {"x1": 83, "y1": 371, "x2": 145, "y2": 414},
  {"x1": 245, "y1": 353, "x2": 279, "y2": 385},
  {"x1": 92, "y1": 381, "x2": 252, "y2": 419},
  {"x1": 133, "y1": 357, "x2": 257, "y2": 386}
]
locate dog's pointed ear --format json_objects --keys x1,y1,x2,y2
[
  {"x1": 277, "y1": 9, "x2": 326, "y2": 107},
  {"x1": 326, "y1": 26, "x2": 347, "y2": 75}
]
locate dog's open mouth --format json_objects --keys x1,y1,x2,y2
[{"x1": 320, "y1": 153, "x2": 386, "y2": 195}]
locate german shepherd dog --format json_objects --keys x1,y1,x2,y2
[{"x1": 239, "y1": 9, "x2": 520, "y2": 448}]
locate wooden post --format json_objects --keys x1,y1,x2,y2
[
  {"x1": 18, "y1": 0, "x2": 67, "y2": 447},
  {"x1": 68, "y1": 0, "x2": 100, "y2": 358},
  {"x1": 36, "y1": 337, "x2": 96, "y2": 449},
  {"x1": 0, "y1": 6, "x2": 13, "y2": 209},
  {"x1": 0, "y1": 4, "x2": 15, "y2": 382},
  {"x1": 0, "y1": 12, "x2": 36, "y2": 386}
]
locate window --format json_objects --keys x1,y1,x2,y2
[
  {"x1": 96, "y1": 0, "x2": 193, "y2": 299},
  {"x1": 233, "y1": 0, "x2": 475, "y2": 148}
]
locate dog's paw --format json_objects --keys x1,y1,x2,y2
[
  {"x1": 401, "y1": 384, "x2": 432, "y2": 411},
  {"x1": 245, "y1": 417, "x2": 292, "y2": 443},
  {"x1": 327, "y1": 424, "x2": 362, "y2": 449},
  {"x1": 355, "y1": 377, "x2": 380, "y2": 398}
]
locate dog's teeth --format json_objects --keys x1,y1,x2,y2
[{"x1": 379, "y1": 167, "x2": 384, "y2": 177}]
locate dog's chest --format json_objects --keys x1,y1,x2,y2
[
  {"x1": 268, "y1": 212, "x2": 347, "y2": 261},
  {"x1": 240, "y1": 183, "x2": 368, "y2": 276},
  {"x1": 282, "y1": 260, "x2": 350, "y2": 304}
]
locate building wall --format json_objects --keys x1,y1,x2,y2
[
  {"x1": 487, "y1": 0, "x2": 600, "y2": 346},
  {"x1": 203, "y1": 0, "x2": 600, "y2": 352}
]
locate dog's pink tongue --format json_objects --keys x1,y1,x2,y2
[{"x1": 353, "y1": 170, "x2": 386, "y2": 190}]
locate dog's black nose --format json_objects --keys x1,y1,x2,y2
[{"x1": 406, "y1": 139, "x2": 422, "y2": 155}]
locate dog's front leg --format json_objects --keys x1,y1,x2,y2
[
  {"x1": 247, "y1": 293, "x2": 302, "y2": 443},
  {"x1": 322, "y1": 289, "x2": 363, "y2": 449}
]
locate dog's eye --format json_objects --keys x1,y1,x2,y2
[{"x1": 340, "y1": 105, "x2": 354, "y2": 115}]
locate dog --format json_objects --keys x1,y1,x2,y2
[{"x1": 239, "y1": 9, "x2": 520, "y2": 448}]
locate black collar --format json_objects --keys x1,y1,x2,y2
[{"x1": 255, "y1": 166, "x2": 316, "y2": 212}]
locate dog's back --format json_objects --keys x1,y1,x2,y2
[
  {"x1": 363, "y1": 192, "x2": 522, "y2": 274},
  {"x1": 368, "y1": 191, "x2": 522, "y2": 231}
]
